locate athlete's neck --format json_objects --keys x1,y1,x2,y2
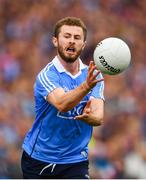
[{"x1": 58, "y1": 56, "x2": 80, "y2": 75}]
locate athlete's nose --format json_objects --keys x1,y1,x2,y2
[{"x1": 69, "y1": 36, "x2": 75, "y2": 44}]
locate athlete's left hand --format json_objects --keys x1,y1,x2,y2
[{"x1": 74, "y1": 99, "x2": 103, "y2": 126}]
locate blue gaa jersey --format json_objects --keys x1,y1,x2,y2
[{"x1": 22, "y1": 56, "x2": 104, "y2": 164}]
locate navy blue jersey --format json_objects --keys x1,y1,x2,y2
[{"x1": 22, "y1": 56, "x2": 104, "y2": 164}]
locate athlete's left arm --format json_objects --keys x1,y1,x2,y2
[{"x1": 75, "y1": 98, "x2": 104, "y2": 126}]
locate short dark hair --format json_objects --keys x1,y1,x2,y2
[{"x1": 53, "y1": 17, "x2": 87, "y2": 41}]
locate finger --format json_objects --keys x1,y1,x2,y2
[
  {"x1": 89, "y1": 61, "x2": 94, "y2": 66},
  {"x1": 94, "y1": 69, "x2": 101, "y2": 75},
  {"x1": 88, "y1": 61, "x2": 95, "y2": 75},
  {"x1": 92, "y1": 78, "x2": 104, "y2": 85},
  {"x1": 89, "y1": 78, "x2": 104, "y2": 87},
  {"x1": 74, "y1": 113, "x2": 88, "y2": 120},
  {"x1": 91, "y1": 70, "x2": 101, "y2": 80},
  {"x1": 97, "y1": 78, "x2": 104, "y2": 83},
  {"x1": 84, "y1": 108, "x2": 90, "y2": 114},
  {"x1": 85, "y1": 100, "x2": 91, "y2": 109},
  {"x1": 74, "y1": 115, "x2": 82, "y2": 120},
  {"x1": 88, "y1": 61, "x2": 94, "y2": 71}
]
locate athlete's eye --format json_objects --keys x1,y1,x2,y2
[
  {"x1": 64, "y1": 35, "x2": 70, "y2": 38},
  {"x1": 74, "y1": 35, "x2": 81, "y2": 40},
  {"x1": 64, "y1": 33, "x2": 71, "y2": 39}
]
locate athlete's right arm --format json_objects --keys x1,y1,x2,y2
[{"x1": 47, "y1": 61, "x2": 103, "y2": 112}]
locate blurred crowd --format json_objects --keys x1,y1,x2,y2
[{"x1": 0, "y1": 0, "x2": 146, "y2": 178}]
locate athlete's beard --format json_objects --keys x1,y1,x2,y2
[{"x1": 57, "y1": 45, "x2": 82, "y2": 63}]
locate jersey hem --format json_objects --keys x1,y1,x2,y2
[{"x1": 22, "y1": 146, "x2": 88, "y2": 164}]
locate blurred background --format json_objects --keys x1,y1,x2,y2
[{"x1": 0, "y1": 0, "x2": 146, "y2": 178}]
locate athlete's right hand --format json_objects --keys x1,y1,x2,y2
[{"x1": 84, "y1": 61, "x2": 104, "y2": 90}]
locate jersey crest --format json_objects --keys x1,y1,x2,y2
[{"x1": 57, "y1": 100, "x2": 87, "y2": 119}]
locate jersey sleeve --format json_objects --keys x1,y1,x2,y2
[
  {"x1": 35, "y1": 68, "x2": 61, "y2": 99},
  {"x1": 90, "y1": 73, "x2": 105, "y2": 100}
]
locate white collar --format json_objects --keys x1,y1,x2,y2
[{"x1": 52, "y1": 56, "x2": 87, "y2": 73}]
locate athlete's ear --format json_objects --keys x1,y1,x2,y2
[
  {"x1": 82, "y1": 41, "x2": 86, "y2": 50},
  {"x1": 52, "y1": 37, "x2": 58, "y2": 47}
]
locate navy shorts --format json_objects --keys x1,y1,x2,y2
[{"x1": 21, "y1": 151, "x2": 89, "y2": 179}]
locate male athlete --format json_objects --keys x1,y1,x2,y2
[{"x1": 21, "y1": 16, "x2": 104, "y2": 179}]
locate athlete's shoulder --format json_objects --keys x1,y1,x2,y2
[
  {"x1": 34, "y1": 60, "x2": 61, "y2": 96},
  {"x1": 37, "y1": 60, "x2": 58, "y2": 78},
  {"x1": 40, "y1": 61, "x2": 55, "y2": 74}
]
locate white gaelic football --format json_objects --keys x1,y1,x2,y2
[{"x1": 93, "y1": 37, "x2": 131, "y2": 75}]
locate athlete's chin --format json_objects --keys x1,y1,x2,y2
[
  {"x1": 62, "y1": 53, "x2": 78, "y2": 63},
  {"x1": 64, "y1": 57, "x2": 77, "y2": 63},
  {"x1": 58, "y1": 49, "x2": 80, "y2": 63}
]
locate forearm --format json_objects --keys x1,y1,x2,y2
[
  {"x1": 47, "y1": 61, "x2": 103, "y2": 112},
  {"x1": 48, "y1": 81, "x2": 91, "y2": 112},
  {"x1": 60, "y1": 82, "x2": 92, "y2": 112}
]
